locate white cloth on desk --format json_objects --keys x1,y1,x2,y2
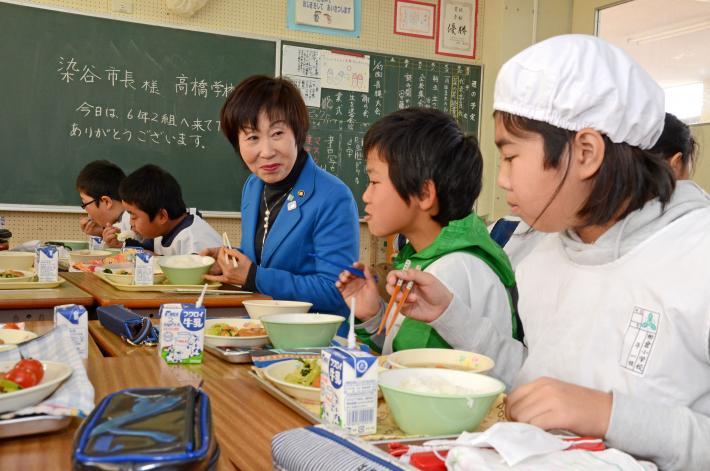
[{"x1": 153, "y1": 214, "x2": 221, "y2": 256}]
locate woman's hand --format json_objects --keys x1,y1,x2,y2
[
  {"x1": 101, "y1": 224, "x2": 123, "y2": 248},
  {"x1": 79, "y1": 217, "x2": 102, "y2": 236},
  {"x1": 506, "y1": 377, "x2": 612, "y2": 438},
  {"x1": 202, "y1": 247, "x2": 253, "y2": 286},
  {"x1": 385, "y1": 269, "x2": 453, "y2": 323},
  {"x1": 335, "y1": 262, "x2": 381, "y2": 321}
]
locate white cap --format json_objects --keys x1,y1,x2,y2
[{"x1": 494, "y1": 34, "x2": 664, "y2": 149}]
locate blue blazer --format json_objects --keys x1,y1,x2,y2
[{"x1": 240, "y1": 155, "x2": 360, "y2": 317}]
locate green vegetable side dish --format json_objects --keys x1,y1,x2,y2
[
  {"x1": 284, "y1": 358, "x2": 321, "y2": 387},
  {"x1": 102, "y1": 268, "x2": 130, "y2": 275},
  {"x1": 0, "y1": 378, "x2": 22, "y2": 393}
]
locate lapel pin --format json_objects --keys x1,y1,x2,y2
[{"x1": 297, "y1": 190, "x2": 305, "y2": 198}]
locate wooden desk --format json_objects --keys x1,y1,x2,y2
[
  {"x1": 0, "y1": 281, "x2": 94, "y2": 322},
  {"x1": 0, "y1": 321, "x2": 309, "y2": 470},
  {"x1": 62, "y1": 272, "x2": 270, "y2": 317}
]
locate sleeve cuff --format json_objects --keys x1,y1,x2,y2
[
  {"x1": 356, "y1": 299, "x2": 386, "y2": 334},
  {"x1": 243, "y1": 263, "x2": 258, "y2": 292}
]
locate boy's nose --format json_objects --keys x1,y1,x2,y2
[{"x1": 496, "y1": 165, "x2": 511, "y2": 191}]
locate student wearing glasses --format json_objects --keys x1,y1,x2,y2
[
  {"x1": 76, "y1": 160, "x2": 141, "y2": 248},
  {"x1": 202, "y1": 75, "x2": 359, "y2": 321}
]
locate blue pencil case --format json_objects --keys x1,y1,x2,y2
[
  {"x1": 97, "y1": 305, "x2": 159, "y2": 346},
  {"x1": 73, "y1": 386, "x2": 219, "y2": 470}
]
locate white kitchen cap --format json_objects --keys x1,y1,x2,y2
[{"x1": 493, "y1": 34, "x2": 664, "y2": 149}]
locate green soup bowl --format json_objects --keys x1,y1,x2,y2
[
  {"x1": 378, "y1": 368, "x2": 505, "y2": 436},
  {"x1": 260, "y1": 313, "x2": 344, "y2": 349},
  {"x1": 158, "y1": 255, "x2": 215, "y2": 285}
]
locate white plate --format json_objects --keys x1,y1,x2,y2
[
  {"x1": 0, "y1": 361, "x2": 73, "y2": 413},
  {"x1": 0, "y1": 269, "x2": 35, "y2": 283},
  {"x1": 204, "y1": 319, "x2": 270, "y2": 349},
  {"x1": 262, "y1": 359, "x2": 320, "y2": 404},
  {"x1": 0, "y1": 329, "x2": 38, "y2": 352}
]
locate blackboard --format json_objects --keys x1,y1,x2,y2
[
  {"x1": 281, "y1": 41, "x2": 482, "y2": 215},
  {"x1": 0, "y1": 3, "x2": 276, "y2": 212}
]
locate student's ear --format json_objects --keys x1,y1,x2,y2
[
  {"x1": 573, "y1": 128, "x2": 605, "y2": 181},
  {"x1": 668, "y1": 152, "x2": 684, "y2": 179},
  {"x1": 99, "y1": 196, "x2": 113, "y2": 209},
  {"x1": 155, "y1": 209, "x2": 170, "y2": 225},
  {"x1": 417, "y1": 180, "x2": 439, "y2": 214}
]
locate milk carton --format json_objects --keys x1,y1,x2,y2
[
  {"x1": 320, "y1": 347, "x2": 378, "y2": 435},
  {"x1": 158, "y1": 303, "x2": 205, "y2": 364},
  {"x1": 88, "y1": 235, "x2": 103, "y2": 250},
  {"x1": 134, "y1": 251, "x2": 154, "y2": 285},
  {"x1": 54, "y1": 304, "x2": 88, "y2": 359},
  {"x1": 35, "y1": 246, "x2": 58, "y2": 282}
]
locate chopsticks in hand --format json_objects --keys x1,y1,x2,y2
[
  {"x1": 377, "y1": 260, "x2": 418, "y2": 336},
  {"x1": 386, "y1": 264, "x2": 421, "y2": 333},
  {"x1": 222, "y1": 232, "x2": 238, "y2": 268}
]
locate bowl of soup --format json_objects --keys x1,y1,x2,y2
[{"x1": 386, "y1": 348, "x2": 494, "y2": 374}]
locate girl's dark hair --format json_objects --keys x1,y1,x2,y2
[
  {"x1": 496, "y1": 111, "x2": 675, "y2": 226},
  {"x1": 651, "y1": 112, "x2": 698, "y2": 174},
  {"x1": 220, "y1": 75, "x2": 309, "y2": 156},
  {"x1": 364, "y1": 108, "x2": 483, "y2": 226}
]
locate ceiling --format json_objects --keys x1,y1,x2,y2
[{"x1": 597, "y1": 0, "x2": 710, "y2": 88}]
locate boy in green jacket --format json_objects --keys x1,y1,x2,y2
[{"x1": 337, "y1": 108, "x2": 517, "y2": 354}]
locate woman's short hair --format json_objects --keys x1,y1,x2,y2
[{"x1": 220, "y1": 75, "x2": 309, "y2": 154}]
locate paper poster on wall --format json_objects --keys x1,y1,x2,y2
[
  {"x1": 285, "y1": 74, "x2": 322, "y2": 107},
  {"x1": 282, "y1": 45, "x2": 321, "y2": 78},
  {"x1": 320, "y1": 51, "x2": 369, "y2": 93},
  {"x1": 436, "y1": 0, "x2": 479, "y2": 59},
  {"x1": 288, "y1": 0, "x2": 361, "y2": 37},
  {"x1": 394, "y1": 0, "x2": 435, "y2": 38}
]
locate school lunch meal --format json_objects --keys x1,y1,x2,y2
[
  {"x1": 0, "y1": 269, "x2": 26, "y2": 279},
  {"x1": 0, "y1": 358, "x2": 44, "y2": 393},
  {"x1": 205, "y1": 322, "x2": 267, "y2": 337},
  {"x1": 284, "y1": 358, "x2": 321, "y2": 388}
]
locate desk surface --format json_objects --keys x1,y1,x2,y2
[
  {"x1": 0, "y1": 280, "x2": 94, "y2": 310},
  {"x1": 62, "y1": 272, "x2": 270, "y2": 309},
  {"x1": 0, "y1": 321, "x2": 309, "y2": 470}
]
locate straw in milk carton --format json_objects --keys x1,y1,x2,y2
[
  {"x1": 158, "y1": 303, "x2": 205, "y2": 364},
  {"x1": 54, "y1": 304, "x2": 88, "y2": 359},
  {"x1": 35, "y1": 245, "x2": 58, "y2": 282},
  {"x1": 134, "y1": 251, "x2": 154, "y2": 285},
  {"x1": 321, "y1": 347, "x2": 378, "y2": 435}
]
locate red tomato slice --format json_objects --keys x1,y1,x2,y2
[
  {"x1": 16, "y1": 359, "x2": 43, "y2": 383},
  {"x1": 5, "y1": 367, "x2": 38, "y2": 389}
]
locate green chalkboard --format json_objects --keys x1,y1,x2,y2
[
  {"x1": 0, "y1": 3, "x2": 276, "y2": 211},
  {"x1": 281, "y1": 41, "x2": 482, "y2": 215}
]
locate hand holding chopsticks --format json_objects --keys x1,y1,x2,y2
[
  {"x1": 222, "y1": 232, "x2": 238, "y2": 268},
  {"x1": 382, "y1": 267, "x2": 454, "y2": 324}
]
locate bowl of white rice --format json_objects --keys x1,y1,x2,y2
[
  {"x1": 158, "y1": 255, "x2": 215, "y2": 285},
  {"x1": 378, "y1": 368, "x2": 505, "y2": 436}
]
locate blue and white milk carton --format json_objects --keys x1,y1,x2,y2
[
  {"x1": 158, "y1": 303, "x2": 205, "y2": 364},
  {"x1": 134, "y1": 251, "x2": 154, "y2": 286},
  {"x1": 320, "y1": 347, "x2": 378, "y2": 435},
  {"x1": 88, "y1": 235, "x2": 103, "y2": 251},
  {"x1": 54, "y1": 304, "x2": 88, "y2": 359},
  {"x1": 35, "y1": 246, "x2": 58, "y2": 282}
]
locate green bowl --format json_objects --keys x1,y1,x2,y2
[
  {"x1": 158, "y1": 255, "x2": 215, "y2": 285},
  {"x1": 260, "y1": 313, "x2": 344, "y2": 348},
  {"x1": 378, "y1": 368, "x2": 505, "y2": 436}
]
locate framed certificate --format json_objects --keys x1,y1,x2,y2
[{"x1": 435, "y1": 0, "x2": 479, "y2": 59}]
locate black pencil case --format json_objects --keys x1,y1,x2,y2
[{"x1": 73, "y1": 386, "x2": 219, "y2": 470}]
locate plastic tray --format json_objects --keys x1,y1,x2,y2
[
  {"x1": 0, "y1": 279, "x2": 65, "y2": 290},
  {"x1": 94, "y1": 272, "x2": 220, "y2": 292},
  {"x1": 0, "y1": 414, "x2": 72, "y2": 438}
]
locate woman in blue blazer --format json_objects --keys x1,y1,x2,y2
[{"x1": 203, "y1": 75, "x2": 359, "y2": 318}]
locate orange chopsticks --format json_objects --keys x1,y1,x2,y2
[{"x1": 377, "y1": 261, "x2": 422, "y2": 336}]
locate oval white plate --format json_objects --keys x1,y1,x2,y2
[
  {"x1": 204, "y1": 318, "x2": 270, "y2": 349},
  {"x1": 0, "y1": 269, "x2": 35, "y2": 283},
  {"x1": 263, "y1": 359, "x2": 320, "y2": 404},
  {"x1": 0, "y1": 360, "x2": 73, "y2": 413},
  {"x1": 0, "y1": 329, "x2": 38, "y2": 352}
]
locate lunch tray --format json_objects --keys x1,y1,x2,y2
[
  {"x1": 0, "y1": 279, "x2": 65, "y2": 290},
  {"x1": 94, "y1": 272, "x2": 220, "y2": 292},
  {"x1": 0, "y1": 414, "x2": 72, "y2": 438},
  {"x1": 248, "y1": 368, "x2": 507, "y2": 442}
]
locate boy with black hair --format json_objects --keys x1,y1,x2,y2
[
  {"x1": 336, "y1": 108, "x2": 516, "y2": 354},
  {"x1": 119, "y1": 165, "x2": 221, "y2": 256},
  {"x1": 76, "y1": 160, "x2": 136, "y2": 248}
]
